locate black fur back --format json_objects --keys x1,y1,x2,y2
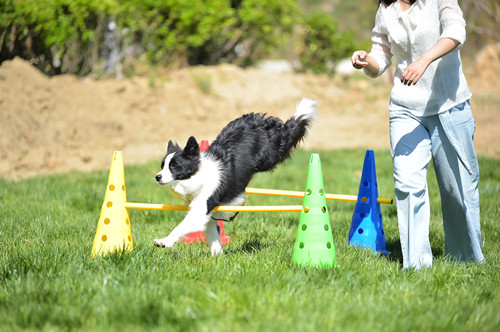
[{"x1": 205, "y1": 112, "x2": 313, "y2": 212}]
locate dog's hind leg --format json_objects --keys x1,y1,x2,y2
[{"x1": 204, "y1": 218, "x2": 223, "y2": 256}]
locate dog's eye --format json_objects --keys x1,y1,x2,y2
[{"x1": 169, "y1": 160, "x2": 179, "y2": 171}]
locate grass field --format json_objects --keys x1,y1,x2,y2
[{"x1": 1, "y1": 149, "x2": 499, "y2": 331}]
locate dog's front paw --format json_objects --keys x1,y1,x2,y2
[
  {"x1": 154, "y1": 238, "x2": 174, "y2": 248},
  {"x1": 210, "y1": 246, "x2": 223, "y2": 256}
]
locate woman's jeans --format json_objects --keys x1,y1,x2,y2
[{"x1": 390, "y1": 100, "x2": 485, "y2": 269}]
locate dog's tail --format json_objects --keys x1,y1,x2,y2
[
  {"x1": 286, "y1": 97, "x2": 318, "y2": 149},
  {"x1": 294, "y1": 97, "x2": 318, "y2": 123}
]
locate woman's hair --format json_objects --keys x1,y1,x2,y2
[{"x1": 379, "y1": 0, "x2": 417, "y2": 7}]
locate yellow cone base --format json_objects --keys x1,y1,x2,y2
[{"x1": 91, "y1": 151, "x2": 133, "y2": 258}]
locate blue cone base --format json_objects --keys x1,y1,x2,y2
[{"x1": 348, "y1": 150, "x2": 388, "y2": 253}]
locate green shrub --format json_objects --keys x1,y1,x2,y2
[
  {"x1": 116, "y1": 0, "x2": 237, "y2": 67},
  {"x1": 298, "y1": 10, "x2": 356, "y2": 75},
  {"x1": 0, "y1": 0, "x2": 117, "y2": 75},
  {"x1": 235, "y1": 0, "x2": 302, "y2": 66},
  {"x1": 0, "y1": 0, "x2": 356, "y2": 76}
]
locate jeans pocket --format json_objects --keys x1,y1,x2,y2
[
  {"x1": 450, "y1": 101, "x2": 474, "y2": 129},
  {"x1": 452, "y1": 101, "x2": 466, "y2": 112}
]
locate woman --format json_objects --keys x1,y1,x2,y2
[{"x1": 351, "y1": 0, "x2": 485, "y2": 269}]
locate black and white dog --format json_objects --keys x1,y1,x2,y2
[{"x1": 154, "y1": 98, "x2": 318, "y2": 255}]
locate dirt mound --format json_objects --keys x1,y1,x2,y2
[
  {"x1": 468, "y1": 43, "x2": 500, "y2": 90},
  {"x1": 0, "y1": 56, "x2": 498, "y2": 180}
]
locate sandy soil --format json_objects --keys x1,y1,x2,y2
[{"x1": 0, "y1": 49, "x2": 498, "y2": 180}]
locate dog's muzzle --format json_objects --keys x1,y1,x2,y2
[{"x1": 155, "y1": 174, "x2": 162, "y2": 182}]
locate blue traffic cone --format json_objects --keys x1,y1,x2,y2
[{"x1": 348, "y1": 150, "x2": 387, "y2": 253}]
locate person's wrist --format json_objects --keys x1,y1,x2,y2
[{"x1": 420, "y1": 53, "x2": 433, "y2": 66}]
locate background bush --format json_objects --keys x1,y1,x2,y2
[
  {"x1": 0, "y1": 0, "x2": 117, "y2": 74},
  {"x1": 0, "y1": 0, "x2": 356, "y2": 76},
  {"x1": 297, "y1": 10, "x2": 355, "y2": 75}
]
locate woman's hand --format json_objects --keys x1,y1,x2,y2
[
  {"x1": 351, "y1": 50, "x2": 369, "y2": 69},
  {"x1": 401, "y1": 56, "x2": 431, "y2": 85},
  {"x1": 351, "y1": 50, "x2": 379, "y2": 76}
]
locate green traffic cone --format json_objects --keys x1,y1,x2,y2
[{"x1": 292, "y1": 154, "x2": 337, "y2": 268}]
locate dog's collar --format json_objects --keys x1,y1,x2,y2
[{"x1": 211, "y1": 212, "x2": 239, "y2": 223}]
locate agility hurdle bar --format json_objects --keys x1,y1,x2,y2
[
  {"x1": 245, "y1": 187, "x2": 393, "y2": 204},
  {"x1": 122, "y1": 186, "x2": 392, "y2": 213},
  {"x1": 124, "y1": 202, "x2": 304, "y2": 213}
]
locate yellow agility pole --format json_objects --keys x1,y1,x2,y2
[
  {"x1": 245, "y1": 187, "x2": 393, "y2": 204},
  {"x1": 125, "y1": 202, "x2": 188, "y2": 211},
  {"x1": 124, "y1": 202, "x2": 304, "y2": 213}
]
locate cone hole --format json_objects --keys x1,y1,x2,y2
[
  {"x1": 324, "y1": 224, "x2": 329, "y2": 231},
  {"x1": 302, "y1": 224, "x2": 307, "y2": 231},
  {"x1": 109, "y1": 184, "x2": 115, "y2": 191},
  {"x1": 361, "y1": 196, "x2": 368, "y2": 203},
  {"x1": 122, "y1": 185, "x2": 126, "y2": 191},
  {"x1": 326, "y1": 242, "x2": 332, "y2": 249},
  {"x1": 104, "y1": 218, "x2": 110, "y2": 225},
  {"x1": 358, "y1": 228, "x2": 364, "y2": 234},
  {"x1": 106, "y1": 201, "x2": 113, "y2": 208},
  {"x1": 102, "y1": 235, "x2": 108, "y2": 242},
  {"x1": 321, "y1": 206, "x2": 327, "y2": 213},
  {"x1": 363, "y1": 181, "x2": 369, "y2": 187},
  {"x1": 128, "y1": 235, "x2": 132, "y2": 242},
  {"x1": 126, "y1": 218, "x2": 130, "y2": 225},
  {"x1": 304, "y1": 206, "x2": 310, "y2": 213},
  {"x1": 299, "y1": 242, "x2": 304, "y2": 249},
  {"x1": 306, "y1": 189, "x2": 312, "y2": 196},
  {"x1": 319, "y1": 189, "x2": 324, "y2": 196}
]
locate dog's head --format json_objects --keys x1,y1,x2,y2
[{"x1": 155, "y1": 136, "x2": 200, "y2": 186}]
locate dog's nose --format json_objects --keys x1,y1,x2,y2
[{"x1": 155, "y1": 174, "x2": 162, "y2": 182}]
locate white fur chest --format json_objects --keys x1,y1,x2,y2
[{"x1": 168, "y1": 155, "x2": 221, "y2": 204}]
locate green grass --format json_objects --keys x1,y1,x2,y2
[{"x1": 0, "y1": 149, "x2": 498, "y2": 331}]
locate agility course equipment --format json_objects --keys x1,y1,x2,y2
[
  {"x1": 292, "y1": 154, "x2": 337, "y2": 268},
  {"x1": 180, "y1": 140, "x2": 231, "y2": 245},
  {"x1": 124, "y1": 202, "x2": 303, "y2": 212},
  {"x1": 91, "y1": 151, "x2": 317, "y2": 258},
  {"x1": 91, "y1": 151, "x2": 133, "y2": 258},
  {"x1": 245, "y1": 187, "x2": 393, "y2": 204},
  {"x1": 348, "y1": 150, "x2": 388, "y2": 253},
  {"x1": 91, "y1": 149, "x2": 392, "y2": 261}
]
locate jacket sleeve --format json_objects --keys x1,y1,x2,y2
[
  {"x1": 439, "y1": 0, "x2": 466, "y2": 47},
  {"x1": 365, "y1": 6, "x2": 393, "y2": 78}
]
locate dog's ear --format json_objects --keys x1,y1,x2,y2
[
  {"x1": 167, "y1": 140, "x2": 181, "y2": 154},
  {"x1": 183, "y1": 136, "x2": 200, "y2": 157}
]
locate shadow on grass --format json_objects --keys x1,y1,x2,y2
[
  {"x1": 385, "y1": 238, "x2": 403, "y2": 267},
  {"x1": 225, "y1": 234, "x2": 282, "y2": 256},
  {"x1": 385, "y1": 237, "x2": 445, "y2": 267}
]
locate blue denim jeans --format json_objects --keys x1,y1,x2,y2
[{"x1": 390, "y1": 100, "x2": 485, "y2": 269}]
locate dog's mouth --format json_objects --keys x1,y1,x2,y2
[
  {"x1": 155, "y1": 174, "x2": 178, "y2": 186},
  {"x1": 156, "y1": 180, "x2": 174, "y2": 187}
]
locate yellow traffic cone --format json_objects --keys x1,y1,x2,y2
[{"x1": 91, "y1": 151, "x2": 133, "y2": 258}]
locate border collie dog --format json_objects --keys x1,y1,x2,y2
[{"x1": 154, "y1": 98, "x2": 318, "y2": 255}]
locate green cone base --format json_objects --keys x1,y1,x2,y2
[{"x1": 292, "y1": 154, "x2": 337, "y2": 268}]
